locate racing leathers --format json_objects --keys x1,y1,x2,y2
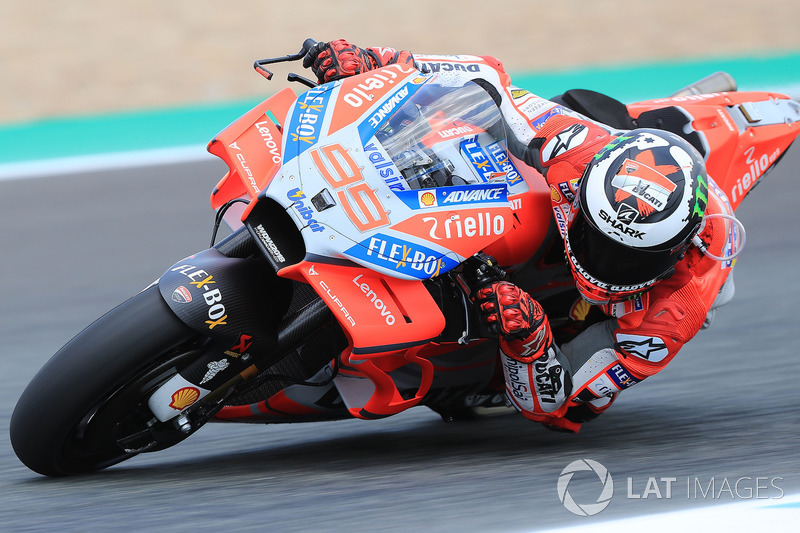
[{"x1": 303, "y1": 41, "x2": 737, "y2": 432}]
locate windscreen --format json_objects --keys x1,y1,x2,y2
[{"x1": 374, "y1": 81, "x2": 509, "y2": 190}]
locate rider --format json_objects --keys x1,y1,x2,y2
[{"x1": 302, "y1": 40, "x2": 740, "y2": 432}]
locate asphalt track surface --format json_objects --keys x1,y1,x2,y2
[{"x1": 1, "y1": 143, "x2": 799, "y2": 532}]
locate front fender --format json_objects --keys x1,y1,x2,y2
[{"x1": 158, "y1": 247, "x2": 291, "y2": 352}]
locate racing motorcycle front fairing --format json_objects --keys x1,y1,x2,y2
[
  {"x1": 248, "y1": 67, "x2": 522, "y2": 279},
  {"x1": 238, "y1": 66, "x2": 551, "y2": 418}
]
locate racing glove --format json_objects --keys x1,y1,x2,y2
[
  {"x1": 474, "y1": 281, "x2": 552, "y2": 363},
  {"x1": 476, "y1": 281, "x2": 582, "y2": 431},
  {"x1": 302, "y1": 39, "x2": 416, "y2": 84}
]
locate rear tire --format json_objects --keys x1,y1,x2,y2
[{"x1": 10, "y1": 285, "x2": 201, "y2": 476}]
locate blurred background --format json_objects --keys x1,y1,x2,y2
[{"x1": 3, "y1": 0, "x2": 799, "y2": 125}]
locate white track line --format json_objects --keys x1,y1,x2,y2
[
  {"x1": 539, "y1": 493, "x2": 800, "y2": 533},
  {"x1": 0, "y1": 145, "x2": 213, "y2": 181}
]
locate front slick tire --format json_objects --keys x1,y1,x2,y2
[{"x1": 10, "y1": 285, "x2": 200, "y2": 477}]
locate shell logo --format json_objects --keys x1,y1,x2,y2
[
  {"x1": 568, "y1": 298, "x2": 592, "y2": 322},
  {"x1": 550, "y1": 185, "x2": 562, "y2": 203},
  {"x1": 419, "y1": 190, "x2": 438, "y2": 208},
  {"x1": 169, "y1": 387, "x2": 200, "y2": 410}
]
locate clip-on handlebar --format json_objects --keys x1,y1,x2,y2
[{"x1": 253, "y1": 38, "x2": 319, "y2": 88}]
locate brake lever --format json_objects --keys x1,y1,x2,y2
[
  {"x1": 450, "y1": 252, "x2": 508, "y2": 343},
  {"x1": 287, "y1": 73, "x2": 318, "y2": 88},
  {"x1": 254, "y1": 38, "x2": 319, "y2": 81}
]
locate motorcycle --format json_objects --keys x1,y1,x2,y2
[{"x1": 10, "y1": 40, "x2": 800, "y2": 476}]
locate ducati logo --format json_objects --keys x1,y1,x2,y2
[
  {"x1": 171, "y1": 286, "x2": 192, "y2": 304},
  {"x1": 611, "y1": 156, "x2": 679, "y2": 217}
]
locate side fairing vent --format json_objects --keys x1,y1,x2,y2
[{"x1": 245, "y1": 197, "x2": 305, "y2": 272}]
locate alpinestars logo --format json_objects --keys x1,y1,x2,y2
[
  {"x1": 542, "y1": 124, "x2": 588, "y2": 162},
  {"x1": 616, "y1": 333, "x2": 669, "y2": 362},
  {"x1": 519, "y1": 327, "x2": 547, "y2": 358}
]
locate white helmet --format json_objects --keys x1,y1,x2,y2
[{"x1": 565, "y1": 129, "x2": 708, "y2": 304}]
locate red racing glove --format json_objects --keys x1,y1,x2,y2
[
  {"x1": 302, "y1": 39, "x2": 415, "y2": 84},
  {"x1": 474, "y1": 281, "x2": 552, "y2": 363}
]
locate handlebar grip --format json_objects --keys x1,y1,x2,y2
[{"x1": 302, "y1": 38, "x2": 318, "y2": 53}]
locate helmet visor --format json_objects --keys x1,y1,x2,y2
[{"x1": 567, "y1": 210, "x2": 684, "y2": 287}]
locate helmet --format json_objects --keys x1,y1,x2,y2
[{"x1": 565, "y1": 129, "x2": 708, "y2": 304}]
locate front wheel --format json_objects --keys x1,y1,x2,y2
[{"x1": 10, "y1": 285, "x2": 204, "y2": 476}]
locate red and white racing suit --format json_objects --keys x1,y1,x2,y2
[{"x1": 357, "y1": 47, "x2": 738, "y2": 432}]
